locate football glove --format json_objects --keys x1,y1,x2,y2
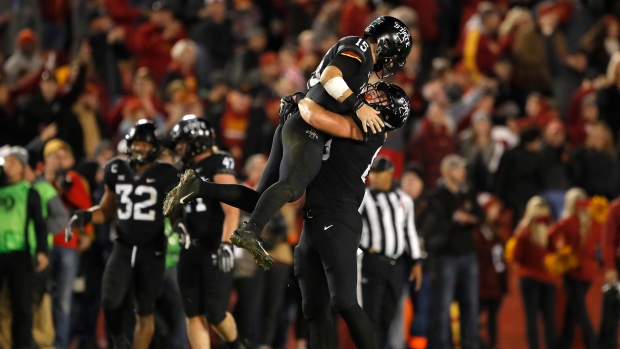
[
  {"x1": 173, "y1": 221, "x2": 191, "y2": 249},
  {"x1": 65, "y1": 210, "x2": 92, "y2": 242},
  {"x1": 217, "y1": 242, "x2": 235, "y2": 273},
  {"x1": 279, "y1": 92, "x2": 306, "y2": 126}
]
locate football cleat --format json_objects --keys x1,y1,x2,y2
[
  {"x1": 230, "y1": 222, "x2": 275, "y2": 270},
  {"x1": 163, "y1": 169, "x2": 201, "y2": 216}
]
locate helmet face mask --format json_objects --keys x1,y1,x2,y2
[
  {"x1": 363, "y1": 82, "x2": 410, "y2": 132},
  {"x1": 125, "y1": 120, "x2": 161, "y2": 168}
]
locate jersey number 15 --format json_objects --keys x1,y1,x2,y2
[{"x1": 116, "y1": 184, "x2": 157, "y2": 221}]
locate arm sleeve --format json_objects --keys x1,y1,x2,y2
[
  {"x1": 329, "y1": 52, "x2": 363, "y2": 79},
  {"x1": 28, "y1": 189, "x2": 48, "y2": 253},
  {"x1": 405, "y1": 198, "x2": 422, "y2": 259},
  {"x1": 46, "y1": 195, "x2": 70, "y2": 233}
]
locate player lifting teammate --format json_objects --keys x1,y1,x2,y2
[
  {"x1": 288, "y1": 82, "x2": 411, "y2": 349},
  {"x1": 65, "y1": 120, "x2": 179, "y2": 349},
  {"x1": 164, "y1": 16, "x2": 412, "y2": 270},
  {"x1": 166, "y1": 115, "x2": 245, "y2": 349},
  {"x1": 163, "y1": 81, "x2": 410, "y2": 349}
]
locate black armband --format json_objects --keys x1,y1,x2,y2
[{"x1": 343, "y1": 94, "x2": 364, "y2": 112}]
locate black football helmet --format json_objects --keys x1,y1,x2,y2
[
  {"x1": 364, "y1": 16, "x2": 412, "y2": 78},
  {"x1": 168, "y1": 114, "x2": 216, "y2": 160},
  {"x1": 125, "y1": 119, "x2": 161, "y2": 167},
  {"x1": 364, "y1": 81, "x2": 410, "y2": 131}
]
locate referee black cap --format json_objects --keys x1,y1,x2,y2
[{"x1": 370, "y1": 157, "x2": 394, "y2": 173}]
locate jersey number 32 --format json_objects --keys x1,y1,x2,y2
[{"x1": 116, "y1": 184, "x2": 157, "y2": 221}]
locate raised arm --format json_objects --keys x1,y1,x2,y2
[{"x1": 298, "y1": 98, "x2": 364, "y2": 141}]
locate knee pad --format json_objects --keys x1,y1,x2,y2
[
  {"x1": 204, "y1": 299, "x2": 226, "y2": 325},
  {"x1": 330, "y1": 295, "x2": 356, "y2": 313}
]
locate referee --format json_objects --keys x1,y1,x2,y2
[{"x1": 359, "y1": 157, "x2": 423, "y2": 349}]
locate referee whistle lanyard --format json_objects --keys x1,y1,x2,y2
[{"x1": 131, "y1": 246, "x2": 137, "y2": 268}]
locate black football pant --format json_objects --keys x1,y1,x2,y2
[
  {"x1": 0, "y1": 251, "x2": 34, "y2": 349},
  {"x1": 295, "y1": 206, "x2": 376, "y2": 349},
  {"x1": 360, "y1": 253, "x2": 404, "y2": 349},
  {"x1": 101, "y1": 241, "x2": 166, "y2": 346},
  {"x1": 196, "y1": 125, "x2": 283, "y2": 213},
  {"x1": 198, "y1": 114, "x2": 326, "y2": 231}
]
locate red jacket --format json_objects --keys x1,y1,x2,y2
[
  {"x1": 40, "y1": 0, "x2": 70, "y2": 22},
  {"x1": 513, "y1": 227, "x2": 557, "y2": 284},
  {"x1": 131, "y1": 22, "x2": 187, "y2": 82},
  {"x1": 603, "y1": 199, "x2": 620, "y2": 271},
  {"x1": 339, "y1": 1, "x2": 371, "y2": 38},
  {"x1": 549, "y1": 215, "x2": 602, "y2": 281},
  {"x1": 474, "y1": 227, "x2": 508, "y2": 299},
  {"x1": 104, "y1": 0, "x2": 143, "y2": 35},
  {"x1": 53, "y1": 171, "x2": 93, "y2": 249}
]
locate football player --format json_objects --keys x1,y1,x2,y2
[
  {"x1": 166, "y1": 115, "x2": 244, "y2": 349},
  {"x1": 65, "y1": 120, "x2": 179, "y2": 349}
]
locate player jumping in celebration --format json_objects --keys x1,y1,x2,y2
[
  {"x1": 164, "y1": 82, "x2": 411, "y2": 349},
  {"x1": 65, "y1": 120, "x2": 179, "y2": 349},
  {"x1": 166, "y1": 115, "x2": 245, "y2": 349},
  {"x1": 291, "y1": 83, "x2": 411, "y2": 349},
  {"x1": 164, "y1": 16, "x2": 412, "y2": 270}
]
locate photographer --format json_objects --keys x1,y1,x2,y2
[
  {"x1": 41, "y1": 139, "x2": 93, "y2": 349},
  {"x1": 0, "y1": 147, "x2": 49, "y2": 349}
]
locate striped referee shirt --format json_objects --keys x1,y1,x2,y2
[{"x1": 359, "y1": 188, "x2": 422, "y2": 260}]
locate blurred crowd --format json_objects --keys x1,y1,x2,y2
[{"x1": 1, "y1": 0, "x2": 620, "y2": 348}]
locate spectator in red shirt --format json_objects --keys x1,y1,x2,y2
[
  {"x1": 339, "y1": 0, "x2": 371, "y2": 38},
  {"x1": 162, "y1": 39, "x2": 199, "y2": 95},
  {"x1": 104, "y1": 0, "x2": 145, "y2": 37},
  {"x1": 407, "y1": 101, "x2": 458, "y2": 189},
  {"x1": 474, "y1": 193, "x2": 508, "y2": 349},
  {"x1": 107, "y1": 68, "x2": 166, "y2": 136},
  {"x1": 41, "y1": 139, "x2": 93, "y2": 349},
  {"x1": 463, "y1": 6, "x2": 502, "y2": 80},
  {"x1": 512, "y1": 196, "x2": 557, "y2": 349},
  {"x1": 514, "y1": 92, "x2": 558, "y2": 133},
  {"x1": 131, "y1": 1, "x2": 187, "y2": 83},
  {"x1": 567, "y1": 93, "x2": 599, "y2": 148},
  {"x1": 549, "y1": 188, "x2": 600, "y2": 349},
  {"x1": 217, "y1": 80, "x2": 254, "y2": 167}
]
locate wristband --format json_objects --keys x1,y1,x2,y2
[{"x1": 343, "y1": 93, "x2": 364, "y2": 112}]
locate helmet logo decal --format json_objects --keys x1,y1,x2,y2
[
  {"x1": 398, "y1": 96, "x2": 410, "y2": 120},
  {"x1": 393, "y1": 22, "x2": 411, "y2": 47},
  {"x1": 182, "y1": 118, "x2": 207, "y2": 134}
]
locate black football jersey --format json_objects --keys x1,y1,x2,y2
[
  {"x1": 182, "y1": 151, "x2": 236, "y2": 249},
  {"x1": 103, "y1": 158, "x2": 180, "y2": 247},
  {"x1": 306, "y1": 36, "x2": 374, "y2": 115},
  {"x1": 304, "y1": 131, "x2": 385, "y2": 209}
]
